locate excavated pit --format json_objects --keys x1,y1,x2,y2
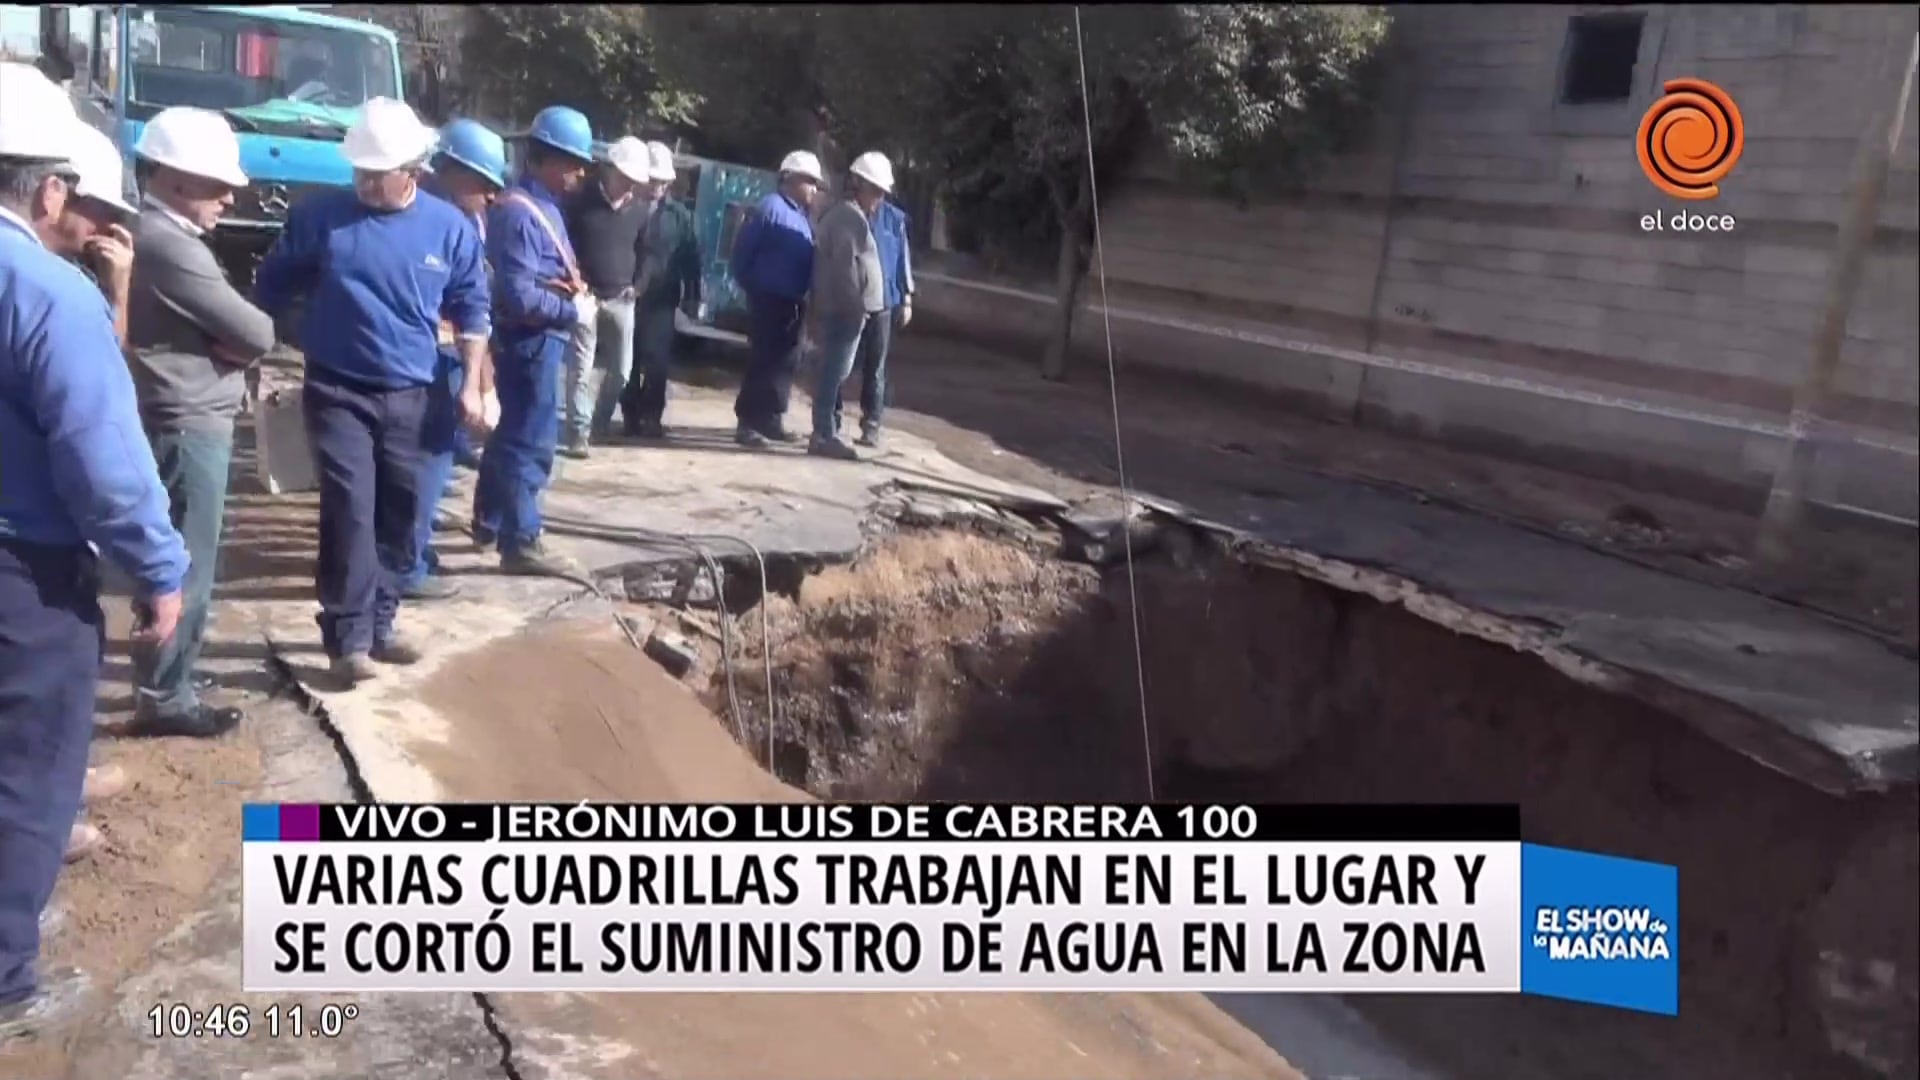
[{"x1": 688, "y1": 525, "x2": 1917, "y2": 1080}]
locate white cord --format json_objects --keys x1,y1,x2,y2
[{"x1": 1072, "y1": 6, "x2": 1155, "y2": 801}]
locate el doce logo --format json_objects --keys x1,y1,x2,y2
[{"x1": 1637, "y1": 78, "x2": 1746, "y2": 200}]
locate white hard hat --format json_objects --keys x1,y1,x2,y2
[
  {"x1": 848, "y1": 151, "x2": 895, "y2": 195},
  {"x1": 778, "y1": 149, "x2": 823, "y2": 184},
  {"x1": 341, "y1": 97, "x2": 437, "y2": 173},
  {"x1": 645, "y1": 141, "x2": 676, "y2": 183},
  {"x1": 136, "y1": 106, "x2": 248, "y2": 188},
  {"x1": 69, "y1": 124, "x2": 137, "y2": 216},
  {"x1": 0, "y1": 62, "x2": 83, "y2": 163},
  {"x1": 604, "y1": 136, "x2": 650, "y2": 185}
]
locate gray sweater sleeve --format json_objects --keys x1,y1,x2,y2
[{"x1": 147, "y1": 227, "x2": 277, "y2": 365}]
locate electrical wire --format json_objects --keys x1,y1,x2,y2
[{"x1": 1072, "y1": 6, "x2": 1156, "y2": 801}]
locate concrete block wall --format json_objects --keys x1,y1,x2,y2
[{"x1": 1018, "y1": 3, "x2": 1920, "y2": 522}]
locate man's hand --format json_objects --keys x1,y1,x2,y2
[
  {"x1": 897, "y1": 298, "x2": 913, "y2": 329},
  {"x1": 132, "y1": 590, "x2": 185, "y2": 646},
  {"x1": 209, "y1": 341, "x2": 252, "y2": 368},
  {"x1": 540, "y1": 276, "x2": 583, "y2": 298},
  {"x1": 458, "y1": 385, "x2": 491, "y2": 437},
  {"x1": 84, "y1": 223, "x2": 136, "y2": 286}
]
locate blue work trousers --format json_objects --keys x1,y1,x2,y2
[
  {"x1": 303, "y1": 370, "x2": 431, "y2": 658},
  {"x1": 733, "y1": 292, "x2": 805, "y2": 433},
  {"x1": 133, "y1": 425, "x2": 233, "y2": 722},
  {"x1": 0, "y1": 541, "x2": 103, "y2": 1005},
  {"x1": 475, "y1": 331, "x2": 564, "y2": 557},
  {"x1": 406, "y1": 350, "x2": 468, "y2": 590}
]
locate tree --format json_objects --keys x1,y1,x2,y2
[
  {"x1": 459, "y1": 6, "x2": 696, "y2": 134},
  {"x1": 915, "y1": 5, "x2": 1392, "y2": 378}
]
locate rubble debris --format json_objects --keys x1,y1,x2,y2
[{"x1": 643, "y1": 628, "x2": 701, "y2": 678}]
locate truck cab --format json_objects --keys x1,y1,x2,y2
[{"x1": 39, "y1": 4, "x2": 403, "y2": 285}]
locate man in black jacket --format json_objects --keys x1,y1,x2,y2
[{"x1": 558, "y1": 136, "x2": 650, "y2": 459}]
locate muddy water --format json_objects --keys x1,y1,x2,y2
[{"x1": 413, "y1": 618, "x2": 1303, "y2": 1080}]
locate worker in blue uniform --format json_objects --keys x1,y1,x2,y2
[
  {"x1": 473, "y1": 105, "x2": 594, "y2": 578},
  {"x1": 729, "y1": 149, "x2": 824, "y2": 449},
  {"x1": 404, "y1": 118, "x2": 507, "y2": 602},
  {"x1": 0, "y1": 62, "x2": 190, "y2": 1039},
  {"x1": 254, "y1": 98, "x2": 490, "y2": 687}
]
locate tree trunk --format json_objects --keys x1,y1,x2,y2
[{"x1": 1042, "y1": 197, "x2": 1089, "y2": 381}]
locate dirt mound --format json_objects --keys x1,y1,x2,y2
[{"x1": 412, "y1": 616, "x2": 1304, "y2": 1080}]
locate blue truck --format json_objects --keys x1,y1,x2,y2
[{"x1": 36, "y1": 4, "x2": 403, "y2": 285}]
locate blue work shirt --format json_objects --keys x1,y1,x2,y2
[
  {"x1": 254, "y1": 189, "x2": 490, "y2": 389},
  {"x1": 0, "y1": 210, "x2": 189, "y2": 597},
  {"x1": 487, "y1": 175, "x2": 578, "y2": 341},
  {"x1": 871, "y1": 200, "x2": 915, "y2": 310},
  {"x1": 728, "y1": 192, "x2": 814, "y2": 303}
]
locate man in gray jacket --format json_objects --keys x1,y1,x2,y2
[
  {"x1": 125, "y1": 107, "x2": 277, "y2": 738},
  {"x1": 805, "y1": 159, "x2": 888, "y2": 461}
]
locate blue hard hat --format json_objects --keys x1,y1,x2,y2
[
  {"x1": 525, "y1": 106, "x2": 595, "y2": 164},
  {"x1": 435, "y1": 118, "x2": 507, "y2": 189}
]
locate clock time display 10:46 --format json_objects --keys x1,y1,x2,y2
[{"x1": 148, "y1": 1002, "x2": 361, "y2": 1039}]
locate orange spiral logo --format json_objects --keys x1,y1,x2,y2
[{"x1": 1637, "y1": 78, "x2": 1746, "y2": 201}]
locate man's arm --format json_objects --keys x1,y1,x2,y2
[
  {"x1": 27, "y1": 288, "x2": 190, "y2": 599},
  {"x1": 673, "y1": 208, "x2": 704, "y2": 311},
  {"x1": 897, "y1": 210, "x2": 915, "y2": 299},
  {"x1": 443, "y1": 217, "x2": 493, "y2": 405},
  {"x1": 727, "y1": 209, "x2": 765, "y2": 293},
  {"x1": 148, "y1": 230, "x2": 277, "y2": 365},
  {"x1": 489, "y1": 205, "x2": 576, "y2": 330},
  {"x1": 253, "y1": 202, "x2": 324, "y2": 320}
]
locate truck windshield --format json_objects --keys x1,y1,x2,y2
[{"x1": 124, "y1": 6, "x2": 397, "y2": 138}]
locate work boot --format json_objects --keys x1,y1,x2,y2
[
  {"x1": 331, "y1": 653, "x2": 377, "y2": 687},
  {"x1": 0, "y1": 967, "x2": 91, "y2": 1043},
  {"x1": 735, "y1": 425, "x2": 771, "y2": 450},
  {"x1": 65, "y1": 822, "x2": 102, "y2": 864},
  {"x1": 631, "y1": 418, "x2": 668, "y2": 441},
  {"x1": 558, "y1": 434, "x2": 590, "y2": 460},
  {"x1": 370, "y1": 635, "x2": 423, "y2": 666},
  {"x1": 470, "y1": 524, "x2": 497, "y2": 549},
  {"x1": 761, "y1": 422, "x2": 799, "y2": 444},
  {"x1": 404, "y1": 575, "x2": 461, "y2": 601},
  {"x1": 128, "y1": 704, "x2": 241, "y2": 739},
  {"x1": 501, "y1": 542, "x2": 586, "y2": 579},
  {"x1": 808, "y1": 436, "x2": 860, "y2": 461},
  {"x1": 82, "y1": 764, "x2": 127, "y2": 804},
  {"x1": 856, "y1": 426, "x2": 883, "y2": 449}
]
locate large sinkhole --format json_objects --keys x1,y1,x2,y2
[{"x1": 632, "y1": 523, "x2": 1917, "y2": 1080}]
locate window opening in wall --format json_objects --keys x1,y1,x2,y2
[{"x1": 1561, "y1": 12, "x2": 1645, "y2": 105}]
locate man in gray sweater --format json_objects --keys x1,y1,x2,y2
[
  {"x1": 806, "y1": 159, "x2": 888, "y2": 461},
  {"x1": 125, "y1": 107, "x2": 277, "y2": 738}
]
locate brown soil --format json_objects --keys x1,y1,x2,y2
[
  {"x1": 414, "y1": 617, "x2": 1303, "y2": 1080},
  {"x1": 711, "y1": 528, "x2": 1919, "y2": 1080}
]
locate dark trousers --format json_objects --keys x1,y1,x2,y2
[
  {"x1": 834, "y1": 307, "x2": 896, "y2": 435},
  {"x1": 732, "y1": 292, "x2": 805, "y2": 433},
  {"x1": 407, "y1": 350, "x2": 467, "y2": 589},
  {"x1": 134, "y1": 424, "x2": 233, "y2": 721},
  {"x1": 303, "y1": 371, "x2": 431, "y2": 658},
  {"x1": 0, "y1": 541, "x2": 103, "y2": 1005},
  {"x1": 620, "y1": 303, "x2": 679, "y2": 428},
  {"x1": 475, "y1": 332, "x2": 563, "y2": 557}
]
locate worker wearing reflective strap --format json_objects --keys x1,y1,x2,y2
[
  {"x1": 125, "y1": 108, "x2": 277, "y2": 738},
  {"x1": 405, "y1": 118, "x2": 507, "y2": 602},
  {"x1": 0, "y1": 63, "x2": 189, "y2": 1041},
  {"x1": 474, "y1": 105, "x2": 593, "y2": 578},
  {"x1": 729, "y1": 149, "x2": 823, "y2": 449},
  {"x1": 620, "y1": 141, "x2": 703, "y2": 439},
  {"x1": 254, "y1": 98, "x2": 490, "y2": 687}
]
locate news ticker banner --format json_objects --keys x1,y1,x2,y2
[{"x1": 240, "y1": 802, "x2": 1677, "y2": 1015}]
